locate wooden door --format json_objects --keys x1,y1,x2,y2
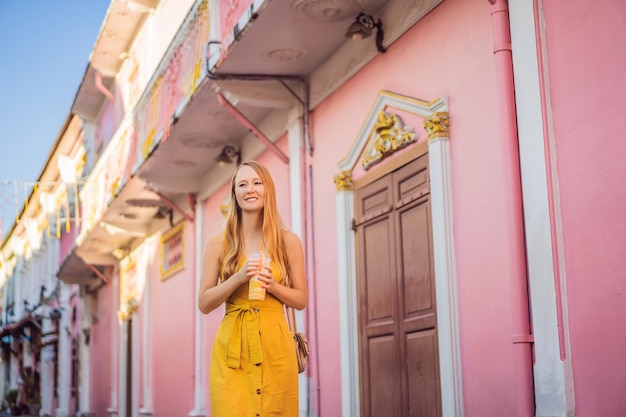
[{"x1": 355, "y1": 154, "x2": 441, "y2": 417}]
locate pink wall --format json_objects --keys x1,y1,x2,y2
[
  {"x1": 95, "y1": 99, "x2": 117, "y2": 155},
  {"x1": 256, "y1": 136, "x2": 292, "y2": 229},
  {"x1": 150, "y1": 220, "x2": 195, "y2": 416},
  {"x1": 541, "y1": 0, "x2": 626, "y2": 415},
  {"x1": 90, "y1": 280, "x2": 113, "y2": 416},
  {"x1": 201, "y1": 181, "x2": 230, "y2": 414},
  {"x1": 309, "y1": 0, "x2": 518, "y2": 415},
  {"x1": 58, "y1": 221, "x2": 78, "y2": 262}
]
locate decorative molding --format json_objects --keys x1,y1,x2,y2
[
  {"x1": 336, "y1": 91, "x2": 462, "y2": 417},
  {"x1": 117, "y1": 299, "x2": 138, "y2": 322},
  {"x1": 220, "y1": 202, "x2": 230, "y2": 218},
  {"x1": 334, "y1": 171, "x2": 354, "y2": 192},
  {"x1": 338, "y1": 91, "x2": 447, "y2": 172},
  {"x1": 361, "y1": 111, "x2": 416, "y2": 170},
  {"x1": 292, "y1": 0, "x2": 367, "y2": 22},
  {"x1": 424, "y1": 111, "x2": 450, "y2": 141}
]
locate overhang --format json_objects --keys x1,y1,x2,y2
[
  {"x1": 71, "y1": 0, "x2": 158, "y2": 121},
  {"x1": 210, "y1": 0, "x2": 444, "y2": 107},
  {"x1": 56, "y1": 173, "x2": 179, "y2": 286},
  {"x1": 0, "y1": 315, "x2": 41, "y2": 339},
  {"x1": 139, "y1": 0, "x2": 444, "y2": 196},
  {"x1": 71, "y1": 64, "x2": 115, "y2": 122}
]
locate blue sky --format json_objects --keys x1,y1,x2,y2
[{"x1": 0, "y1": 0, "x2": 110, "y2": 239}]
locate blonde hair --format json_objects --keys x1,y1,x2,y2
[{"x1": 222, "y1": 161, "x2": 289, "y2": 282}]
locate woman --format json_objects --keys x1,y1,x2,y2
[{"x1": 198, "y1": 161, "x2": 307, "y2": 417}]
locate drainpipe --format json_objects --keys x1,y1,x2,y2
[
  {"x1": 488, "y1": 1, "x2": 535, "y2": 416},
  {"x1": 95, "y1": 70, "x2": 114, "y2": 101}
]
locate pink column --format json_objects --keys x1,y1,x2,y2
[{"x1": 488, "y1": 1, "x2": 534, "y2": 416}]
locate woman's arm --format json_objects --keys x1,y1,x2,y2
[
  {"x1": 197, "y1": 233, "x2": 258, "y2": 314},
  {"x1": 258, "y1": 231, "x2": 308, "y2": 310}
]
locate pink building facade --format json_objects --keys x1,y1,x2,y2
[{"x1": 2, "y1": 0, "x2": 623, "y2": 417}]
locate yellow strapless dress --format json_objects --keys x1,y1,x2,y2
[{"x1": 209, "y1": 259, "x2": 298, "y2": 416}]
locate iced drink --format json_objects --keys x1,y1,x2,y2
[{"x1": 249, "y1": 250, "x2": 271, "y2": 300}]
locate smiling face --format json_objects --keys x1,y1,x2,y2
[{"x1": 233, "y1": 164, "x2": 266, "y2": 212}]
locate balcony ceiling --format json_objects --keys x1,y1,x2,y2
[
  {"x1": 58, "y1": 174, "x2": 166, "y2": 284},
  {"x1": 91, "y1": 0, "x2": 154, "y2": 77},
  {"x1": 217, "y1": 0, "x2": 389, "y2": 76},
  {"x1": 136, "y1": 76, "x2": 303, "y2": 194}
]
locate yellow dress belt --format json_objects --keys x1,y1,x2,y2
[{"x1": 225, "y1": 302, "x2": 283, "y2": 369}]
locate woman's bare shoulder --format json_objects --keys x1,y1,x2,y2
[{"x1": 282, "y1": 230, "x2": 302, "y2": 249}]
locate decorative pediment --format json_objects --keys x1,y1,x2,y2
[
  {"x1": 337, "y1": 91, "x2": 448, "y2": 172},
  {"x1": 361, "y1": 110, "x2": 416, "y2": 170}
]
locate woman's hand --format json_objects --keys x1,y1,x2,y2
[
  {"x1": 238, "y1": 258, "x2": 265, "y2": 284},
  {"x1": 255, "y1": 263, "x2": 276, "y2": 292}
]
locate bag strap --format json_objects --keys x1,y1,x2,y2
[{"x1": 284, "y1": 269, "x2": 298, "y2": 335}]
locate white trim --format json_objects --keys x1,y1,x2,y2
[
  {"x1": 428, "y1": 136, "x2": 464, "y2": 417},
  {"x1": 287, "y1": 113, "x2": 312, "y2": 416},
  {"x1": 140, "y1": 246, "x2": 153, "y2": 417},
  {"x1": 288, "y1": 112, "x2": 304, "y2": 240},
  {"x1": 109, "y1": 269, "x2": 120, "y2": 416},
  {"x1": 132, "y1": 312, "x2": 140, "y2": 417},
  {"x1": 509, "y1": 1, "x2": 574, "y2": 416},
  {"x1": 80, "y1": 297, "x2": 92, "y2": 415},
  {"x1": 119, "y1": 319, "x2": 128, "y2": 417},
  {"x1": 55, "y1": 284, "x2": 71, "y2": 417},
  {"x1": 336, "y1": 92, "x2": 462, "y2": 417},
  {"x1": 189, "y1": 202, "x2": 207, "y2": 417},
  {"x1": 335, "y1": 191, "x2": 359, "y2": 417},
  {"x1": 337, "y1": 93, "x2": 447, "y2": 170}
]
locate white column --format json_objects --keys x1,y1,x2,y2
[
  {"x1": 132, "y1": 313, "x2": 139, "y2": 417},
  {"x1": 335, "y1": 187, "x2": 360, "y2": 417},
  {"x1": 287, "y1": 112, "x2": 310, "y2": 416},
  {"x1": 10, "y1": 340, "x2": 19, "y2": 391},
  {"x1": 107, "y1": 274, "x2": 119, "y2": 417},
  {"x1": 41, "y1": 343, "x2": 55, "y2": 417},
  {"x1": 80, "y1": 296, "x2": 92, "y2": 414},
  {"x1": 55, "y1": 284, "x2": 71, "y2": 417},
  {"x1": 118, "y1": 320, "x2": 128, "y2": 417},
  {"x1": 140, "y1": 257, "x2": 153, "y2": 417},
  {"x1": 428, "y1": 133, "x2": 464, "y2": 417},
  {"x1": 189, "y1": 201, "x2": 206, "y2": 417},
  {"x1": 288, "y1": 111, "x2": 304, "y2": 239},
  {"x1": 509, "y1": 1, "x2": 574, "y2": 415}
]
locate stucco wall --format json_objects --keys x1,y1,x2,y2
[
  {"x1": 90, "y1": 280, "x2": 114, "y2": 415},
  {"x1": 542, "y1": 0, "x2": 626, "y2": 415},
  {"x1": 309, "y1": 0, "x2": 516, "y2": 415},
  {"x1": 150, "y1": 220, "x2": 195, "y2": 416},
  {"x1": 58, "y1": 220, "x2": 78, "y2": 263}
]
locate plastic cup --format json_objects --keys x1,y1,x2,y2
[{"x1": 248, "y1": 250, "x2": 271, "y2": 300}]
